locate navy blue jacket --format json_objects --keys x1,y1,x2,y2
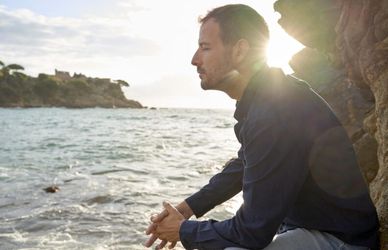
[{"x1": 179, "y1": 66, "x2": 379, "y2": 250}]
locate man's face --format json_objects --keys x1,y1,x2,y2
[{"x1": 191, "y1": 18, "x2": 234, "y2": 91}]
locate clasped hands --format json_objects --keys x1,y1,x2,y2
[{"x1": 145, "y1": 201, "x2": 189, "y2": 249}]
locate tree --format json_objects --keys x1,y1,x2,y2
[
  {"x1": 0, "y1": 60, "x2": 25, "y2": 79},
  {"x1": 34, "y1": 77, "x2": 59, "y2": 102},
  {"x1": 7, "y1": 64, "x2": 24, "y2": 71},
  {"x1": 115, "y1": 79, "x2": 130, "y2": 87},
  {"x1": 13, "y1": 71, "x2": 28, "y2": 81}
]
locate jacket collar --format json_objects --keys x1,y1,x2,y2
[{"x1": 234, "y1": 64, "x2": 270, "y2": 121}]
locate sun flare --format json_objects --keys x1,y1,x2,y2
[{"x1": 266, "y1": 27, "x2": 305, "y2": 74}]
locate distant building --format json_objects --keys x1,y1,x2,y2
[
  {"x1": 54, "y1": 69, "x2": 71, "y2": 81},
  {"x1": 73, "y1": 72, "x2": 88, "y2": 81}
]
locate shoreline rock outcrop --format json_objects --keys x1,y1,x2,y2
[
  {"x1": 274, "y1": 0, "x2": 388, "y2": 248},
  {"x1": 0, "y1": 65, "x2": 143, "y2": 109}
]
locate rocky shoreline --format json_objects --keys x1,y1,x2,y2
[{"x1": 0, "y1": 65, "x2": 143, "y2": 109}]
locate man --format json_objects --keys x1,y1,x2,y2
[{"x1": 145, "y1": 4, "x2": 380, "y2": 250}]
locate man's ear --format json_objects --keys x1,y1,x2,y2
[{"x1": 232, "y1": 39, "x2": 250, "y2": 65}]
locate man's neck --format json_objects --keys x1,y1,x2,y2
[{"x1": 225, "y1": 61, "x2": 266, "y2": 101}]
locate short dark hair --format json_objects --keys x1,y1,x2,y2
[{"x1": 199, "y1": 4, "x2": 270, "y2": 52}]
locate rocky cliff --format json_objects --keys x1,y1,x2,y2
[
  {"x1": 274, "y1": 0, "x2": 388, "y2": 248},
  {"x1": 0, "y1": 66, "x2": 142, "y2": 109}
]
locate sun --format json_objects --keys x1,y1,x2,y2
[{"x1": 266, "y1": 26, "x2": 305, "y2": 74}]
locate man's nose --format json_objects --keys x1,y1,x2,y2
[{"x1": 191, "y1": 50, "x2": 200, "y2": 66}]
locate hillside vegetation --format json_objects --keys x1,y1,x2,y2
[{"x1": 0, "y1": 60, "x2": 142, "y2": 108}]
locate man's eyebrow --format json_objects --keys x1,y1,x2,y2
[{"x1": 199, "y1": 42, "x2": 211, "y2": 46}]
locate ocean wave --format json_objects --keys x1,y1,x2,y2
[{"x1": 0, "y1": 108, "x2": 239, "y2": 249}]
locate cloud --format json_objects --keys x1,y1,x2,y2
[
  {"x1": 0, "y1": 5, "x2": 160, "y2": 62},
  {"x1": 0, "y1": 1, "x2": 287, "y2": 109}
]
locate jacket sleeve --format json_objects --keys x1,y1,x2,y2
[
  {"x1": 180, "y1": 114, "x2": 309, "y2": 249},
  {"x1": 185, "y1": 148, "x2": 244, "y2": 218}
]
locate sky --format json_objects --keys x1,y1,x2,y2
[{"x1": 0, "y1": 0, "x2": 304, "y2": 109}]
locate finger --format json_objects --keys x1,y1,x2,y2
[
  {"x1": 150, "y1": 213, "x2": 158, "y2": 221},
  {"x1": 144, "y1": 234, "x2": 158, "y2": 247},
  {"x1": 162, "y1": 201, "x2": 178, "y2": 214},
  {"x1": 146, "y1": 223, "x2": 157, "y2": 235},
  {"x1": 157, "y1": 240, "x2": 168, "y2": 249},
  {"x1": 151, "y1": 209, "x2": 169, "y2": 223},
  {"x1": 168, "y1": 241, "x2": 177, "y2": 249}
]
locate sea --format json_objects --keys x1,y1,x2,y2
[{"x1": 0, "y1": 108, "x2": 243, "y2": 250}]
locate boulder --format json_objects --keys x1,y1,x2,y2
[{"x1": 275, "y1": 0, "x2": 388, "y2": 248}]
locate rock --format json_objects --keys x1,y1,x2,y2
[
  {"x1": 0, "y1": 67, "x2": 143, "y2": 109},
  {"x1": 275, "y1": 0, "x2": 388, "y2": 248},
  {"x1": 43, "y1": 185, "x2": 60, "y2": 193},
  {"x1": 274, "y1": 0, "x2": 341, "y2": 52},
  {"x1": 289, "y1": 47, "x2": 344, "y2": 92},
  {"x1": 354, "y1": 133, "x2": 379, "y2": 183},
  {"x1": 290, "y1": 48, "x2": 374, "y2": 142}
]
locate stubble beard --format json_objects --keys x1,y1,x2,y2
[
  {"x1": 200, "y1": 69, "x2": 237, "y2": 92},
  {"x1": 199, "y1": 50, "x2": 235, "y2": 91},
  {"x1": 200, "y1": 79, "x2": 210, "y2": 90}
]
